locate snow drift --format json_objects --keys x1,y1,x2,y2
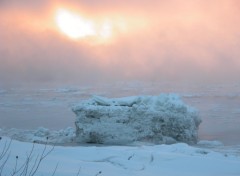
[{"x1": 72, "y1": 94, "x2": 201, "y2": 145}]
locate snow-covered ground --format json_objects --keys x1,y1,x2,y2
[{"x1": 1, "y1": 137, "x2": 240, "y2": 176}]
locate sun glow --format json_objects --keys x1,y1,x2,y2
[
  {"x1": 55, "y1": 8, "x2": 147, "y2": 43},
  {"x1": 55, "y1": 9, "x2": 116, "y2": 41},
  {"x1": 56, "y1": 9, "x2": 97, "y2": 39}
]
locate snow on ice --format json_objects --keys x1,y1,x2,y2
[{"x1": 72, "y1": 94, "x2": 201, "y2": 145}]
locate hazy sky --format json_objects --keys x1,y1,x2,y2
[{"x1": 1, "y1": 0, "x2": 240, "y2": 87}]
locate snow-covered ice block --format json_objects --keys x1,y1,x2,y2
[{"x1": 72, "y1": 94, "x2": 201, "y2": 145}]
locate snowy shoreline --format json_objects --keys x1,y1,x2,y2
[
  {"x1": 1, "y1": 136, "x2": 240, "y2": 176},
  {"x1": 1, "y1": 126, "x2": 240, "y2": 155},
  {"x1": 1, "y1": 85, "x2": 240, "y2": 175}
]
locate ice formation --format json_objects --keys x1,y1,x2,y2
[
  {"x1": 0, "y1": 127, "x2": 75, "y2": 144},
  {"x1": 72, "y1": 94, "x2": 201, "y2": 145}
]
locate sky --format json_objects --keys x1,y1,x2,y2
[{"x1": 1, "y1": 0, "x2": 240, "y2": 87}]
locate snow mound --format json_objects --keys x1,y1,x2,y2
[
  {"x1": 0, "y1": 127, "x2": 75, "y2": 144},
  {"x1": 72, "y1": 94, "x2": 201, "y2": 145}
]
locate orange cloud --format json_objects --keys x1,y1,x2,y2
[{"x1": 1, "y1": 0, "x2": 240, "y2": 86}]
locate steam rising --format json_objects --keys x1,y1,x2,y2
[{"x1": 0, "y1": 0, "x2": 240, "y2": 87}]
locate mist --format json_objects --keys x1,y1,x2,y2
[{"x1": 1, "y1": 0, "x2": 240, "y2": 88}]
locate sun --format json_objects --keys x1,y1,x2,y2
[
  {"x1": 55, "y1": 8, "x2": 130, "y2": 43},
  {"x1": 56, "y1": 9, "x2": 96, "y2": 39}
]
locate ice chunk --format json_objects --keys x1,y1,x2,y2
[
  {"x1": 197, "y1": 140, "x2": 224, "y2": 147},
  {"x1": 73, "y1": 94, "x2": 201, "y2": 145}
]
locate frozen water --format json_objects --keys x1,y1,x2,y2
[{"x1": 1, "y1": 82, "x2": 240, "y2": 145}]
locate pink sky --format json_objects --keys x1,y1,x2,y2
[{"x1": 1, "y1": 0, "x2": 240, "y2": 86}]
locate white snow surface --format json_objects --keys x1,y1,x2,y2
[
  {"x1": 1, "y1": 137, "x2": 240, "y2": 176},
  {"x1": 73, "y1": 94, "x2": 201, "y2": 145}
]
